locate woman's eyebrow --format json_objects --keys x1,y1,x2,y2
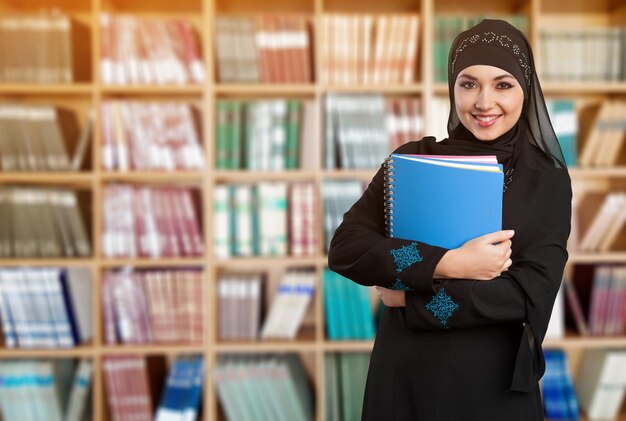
[{"x1": 457, "y1": 73, "x2": 515, "y2": 81}]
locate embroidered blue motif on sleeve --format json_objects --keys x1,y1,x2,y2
[
  {"x1": 425, "y1": 288, "x2": 459, "y2": 326},
  {"x1": 390, "y1": 242, "x2": 423, "y2": 273},
  {"x1": 390, "y1": 278, "x2": 413, "y2": 291}
]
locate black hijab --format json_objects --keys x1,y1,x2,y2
[{"x1": 420, "y1": 19, "x2": 567, "y2": 191}]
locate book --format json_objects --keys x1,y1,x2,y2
[{"x1": 383, "y1": 154, "x2": 503, "y2": 248}]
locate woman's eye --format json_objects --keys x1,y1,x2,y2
[
  {"x1": 460, "y1": 81, "x2": 475, "y2": 89},
  {"x1": 497, "y1": 82, "x2": 514, "y2": 89}
]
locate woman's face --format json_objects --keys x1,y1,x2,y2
[{"x1": 454, "y1": 65, "x2": 524, "y2": 141}]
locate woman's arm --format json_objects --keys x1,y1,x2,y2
[
  {"x1": 399, "y1": 170, "x2": 571, "y2": 331},
  {"x1": 328, "y1": 143, "x2": 452, "y2": 294}
]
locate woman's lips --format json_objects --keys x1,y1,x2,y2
[{"x1": 473, "y1": 114, "x2": 501, "y2": 128}]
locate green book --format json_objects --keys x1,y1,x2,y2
[
  {"x1": 285, "y1": 100, "x2": 301, "y2": 169},
  {"x1": 230, "y1": 101, "x2": 243, "y2": 169},
  {"x1": 215, "y1": 101, "x2": 230, "y2": 169}
]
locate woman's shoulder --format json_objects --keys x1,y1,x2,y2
[
  {"x1": 523, "y1": 142, "x2": 572, "y2": 197},
  {"x1": 391, "y1": 137, "x2": 437, "y2": 155}
]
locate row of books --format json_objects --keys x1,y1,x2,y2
[
  {"x1": 102, "y1": 270, "x2": 203, "y2": 345},
  {"x1": 213, "y1": 182, "x2": 317, "y2": 258},
  {"x1": 323, "y1": 269, "x2": 376, "y2": 341},
  {"x1": 576, "y1": 349, "x2": 626, "y2": 420},
  {"x1": 0, "y1": 15, "x2": 75, "y2": 83},
  {"x1": 540, "y1": 28, "x2": 626, "y2": 82},
  {"x1": 433, "y1": 15, "x2": 529, "y2": 82},
  {"x1": 542, "y1": 349, "x2": 581, "y2": 420},
  {"x1": 215, "y1": 15, "x2": 312, "y2": 83},
  {"x1": 102, "y1": 184, "x2": 203, "y2": 258},
  {"x1": 103, "y1": 355, "x2": 203, "y2": 421},
  {"x1": 543, "y1": 349, "x2": 626, "y2": 421},
  {"x1": 212, "y1": 354, "x2": 314, "y2": 421},
  {"x1": 325, "y1": 353, "x2": 370, "y2": 421},
  {"x1": 319, "y1": 15, "x2": 419, "y2": 85},
  {"x1": 101, "y1": 101, "x2": 205, "y2": 171},
  {"x1": 0, "y1": 104, "x2": 91, "y2": 172},
  {"x1": 0, "y1": 187, "x2": 90, "y2": 258},
  {"x1": 0, "y1": 359, "x2": 93, "y2": 421},
  {"x1": 325, "y1": 94, "x2": 424, "y2": 169},
  {"x1": 215, "y1": 99, "x2": 314, "y2": 170},
  {"x1": 322, "y1": 180, "x2": 364, "y2": 253},
  {"x1": 0, "y1": 268, "x2": 92, "y2": 349},
  {"x1": 100, "y1": 13, "x2": 205, "y2": 86},
  {"x1": 572, "y1": 192, "x2": 626, "y2": 253},
  {"x1": 564, "y1": 265, "x2": 626, "y2": 337},
  {"x1": 579, "y1": 100, "x2": 626, "y2": 168},
  {"x1": 218, "y1": 270, "x2": 315, "y2": 341}
]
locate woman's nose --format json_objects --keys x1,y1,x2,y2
[{"x1": 475, "y1": 89, "x2": 495, "y2": 111}]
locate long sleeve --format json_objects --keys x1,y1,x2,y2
[
  {"x1": 403, "y1": 167, "x2": 572, "y2": 392},
  {"x1": 328, "y1": 142, "x2": 450, "y2": 293}
]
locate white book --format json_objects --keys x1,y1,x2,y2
[{"x1": 213, "y1": 185, "x2": 231, "y2": 259}]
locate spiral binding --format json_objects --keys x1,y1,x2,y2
[{"x1": 383, "y1": 156, "x2": 395, "y2": 237}]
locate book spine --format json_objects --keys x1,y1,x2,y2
[{"x1": 383, "y1": 156, "x2": 395, "y2": 237}]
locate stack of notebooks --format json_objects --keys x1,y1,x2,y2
[{"x1": 384, "y1": 153, "x2": 503, "y2": 246}]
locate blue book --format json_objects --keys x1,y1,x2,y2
[
  {"x1": 384, "y1": 154, "x2": 504, "y2": 248},
  {"x1": 156, "y1": 358, "x2": 194, "y2": 421}
]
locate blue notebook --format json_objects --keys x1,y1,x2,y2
[{"x1": 384, "y1": 154, "x2": 504, "y2": 249}]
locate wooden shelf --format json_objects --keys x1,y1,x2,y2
[
  {"x1": 0, "y1": 83, "x2": 94, "y2": 94},
  {"x1": 570, "y1": 168, "x2": 626, "y2": 178},
  {"x1": 0, "y1": 346, "x2": 96, "y2": 358},
  {"x1": 98, "y1": 258, "x2": 206, "y2": 268},
  {"x1": 213, "y1": 170, "x2": 318, "y2": 182},
  {"x1": 215, "y1": 84, "x2": 317, "y2": 95},
  {"x1": 0, "y1": 172, "x2": 95, "y2": 186},
  {"x1": 321, "y1": 83, "x2": 423, "y2": 93},
  {"x1": 0, "y1": 258, "x2": 95, "y2": 267},
  {"x1": 99, "y1": 344, "x2": 205, "y2": 355},
  {"x1": 100, "y1": 85, "x2": 204, "y2": 95},
  {"x1": 568, "y1": 253, "x2": 626, "y2": 264},
  {"x1": 216, "y1": 340, "x2": 319, "y2": 353},
  {"x1": 101, "y1": 171, "x2": 205, "y2": 183},
  {"x1": 214, "y1": 256, "x2": 322, "y2": 268}
]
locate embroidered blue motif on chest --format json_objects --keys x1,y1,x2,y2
[
  {"x1": 390, "y1": 277, "x2": 413, "y2": 291},
  {"x1": 390, "y1": 242, "x2": 423, "y2": 273},
  {"x1": 425, "y1": 288, "x2": 459, "y2": 327}
]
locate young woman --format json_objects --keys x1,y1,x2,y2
[{"x1": 328, "y1": 19, "x2": 571, "y2": 420}]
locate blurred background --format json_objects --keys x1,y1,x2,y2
[{"x1": 0, "y1": 0, "x2": 624, "y2": 420}]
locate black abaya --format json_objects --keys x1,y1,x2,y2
[{"x1": 327, "y1": 135, "x2": 571, "y2": 420}]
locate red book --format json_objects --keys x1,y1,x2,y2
[{"x1": 176, "y1": 19, "x2": 206, "y2": 84}]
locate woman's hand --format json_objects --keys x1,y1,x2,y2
[
  {"x1": 375, "y1": 286, "x2": 405, "y2": 307},
  {"x1": 452, "y1": 230, "x2": 515, "y2": 281}
]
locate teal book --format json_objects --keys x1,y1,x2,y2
[{"x1": 384, "y1": 154, "x2": 503, "y2": 249}]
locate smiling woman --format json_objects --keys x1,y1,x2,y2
[{"x1": 327, "y1": 18, "x2": 572, "y2": 421}]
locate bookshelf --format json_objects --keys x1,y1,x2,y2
[{"x1": 0, "y1": 0, "x2": 625, "y2": 420}]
